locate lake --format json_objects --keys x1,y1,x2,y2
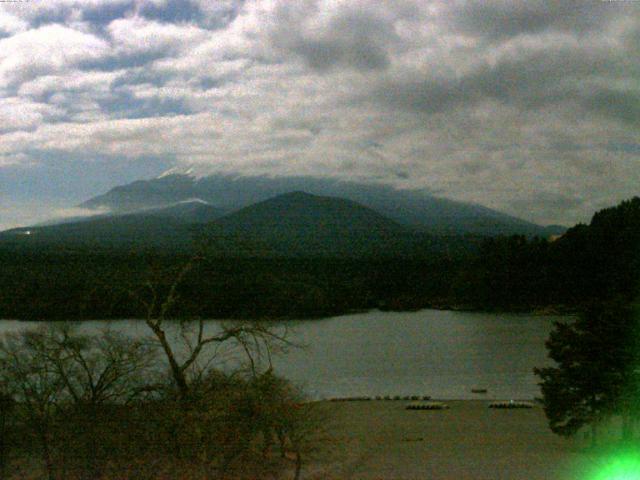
[{"x1": 0, "y1": 309, "x2": 567, "y2": 400}]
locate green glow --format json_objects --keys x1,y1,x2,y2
[{"x1": 589, "y1": 449, "x2": 640, "y2": 480}]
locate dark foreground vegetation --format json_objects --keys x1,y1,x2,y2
[
  {"x1": 530, "y1": 198, "x2": 640, "y2": 445},
  {"x1": 0, "y1": 197, "x2": 638, "y2": 320},
  {"x1": 536, "y1": 300, "x2": 640, "y2": 446},
  {"x1": 0, "y1": 320, "x2": 325, "y2": 480}
]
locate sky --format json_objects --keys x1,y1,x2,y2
[{"x1": 0, "y1": 0, "x2": 639, "y2": 230}]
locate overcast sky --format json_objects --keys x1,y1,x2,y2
[{"x1": 0, "y1": 0, "x2": 639, "y2": 230}]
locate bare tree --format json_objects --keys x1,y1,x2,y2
[
  {"x1": 117, "y1": 253, "x2": 333, "y2": 479},
  {"x1": 39, "y1": 323, "x2": 158, "y2": 406},
  {"x1": 0, "y1": 324, "x2": 160, "y2": 480},
  {"x1": 250, "y1": 370, "x2": 329, "y2": 480},
  {"x1": 0, "y1": 329, "x2": 65, "y2": 480},
  {"x1": 40, "y1": 324, "x2": 159, "y2": 479},
  {"x1": 130, "y1": 259, "x2": 290, "y2": 401}
]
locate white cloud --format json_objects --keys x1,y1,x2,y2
[
  {"x1": 0, "y1": 199, "x2": 51, "y2": 231},
  {"x1": 18, "y1": 70, "x2": 124, "y2": 97},
  {"x1": 3, "y1": 0, "x2": 165, "y2": 24},
  {"x1": 51, "y1": 205, "x2": 111, "y2": 219},
  {"x1": 0, "y1": 24, "x2": 110, "y2": 85},
  {"x1": 107, "y1": 16, "x2": 209, "y2": 56},
  {"x1": 0, "y1": 197, "x2": 105, "y2": 231},
  {"x1": 0, "y1": 97, "x2": 64, "y2": 131},
  {"x1": 0, "y1": 9, "x2": 28, "y2": 35}
]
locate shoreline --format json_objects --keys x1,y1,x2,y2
[{"x1": 0, "y1": 303, "x2": 578, "y2": 323}]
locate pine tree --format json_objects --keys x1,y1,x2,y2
[{"x1": 534, "y1": 301, "x2": 640, "y2": 444}]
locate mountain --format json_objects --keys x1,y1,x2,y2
[
  {"x1": 0, "y1": 191, "x2": 480, "y2": 258},
  {"x1": 0, "y1": 200, "x2": 224, "y2": 252},
  {"x1": 80, "y1": 173, "x2": 565, "y2": 237},
  {"x1": 138, "y1": 200, "x2": 225, "y2": 223},
  {"x1": 203, "y1": 191, "x2": 414, "y2": 257}
]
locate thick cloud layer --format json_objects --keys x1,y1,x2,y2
[{"x1": 0, "y1": 0, "x2": 638, "y2": 229}]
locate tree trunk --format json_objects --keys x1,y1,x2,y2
[
  {"x1": 83, "y1": 404, "x2": 103, "y2": 480},
  {"x1": 148, "y1": 323, "x2": 190, "y2": 400},
  {"x1": 293, "y1": 451, "x2": 302, "y2": 480},
  {"x1": 277, "y1": 428, "x2": 286, "y2": 458},
  {"x1": 0, "y1": 396, "x2": 14, "y2": 480},
  {"x1": 38, "y1": 426, "x2": 55, "y2": 480},
  {"x1": 0, "y1": 409, "x2": 6, "y2": 480}
]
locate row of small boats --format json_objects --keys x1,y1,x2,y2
[
  {"x1": 329, "y1": 395, "x2": 432, "y2": 402},
  {"x1": 328, "y1": 388, "x2": 494, "y2": 402},
  {"x1": 327, "y1": 396, "x2": 535, "y2": 410},
  {"x1": 406, "y1": 400, "x2": 535, "y2": 410}
]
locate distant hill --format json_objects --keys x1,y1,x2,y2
[
  {"x1": 80, "y1": 173, "x2": 565, "y2": 237},
  {"x1": 202, "y1": 191, "x2": 414, "y2": 257}
]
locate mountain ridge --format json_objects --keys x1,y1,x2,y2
[
  {"x1": 0, "y1": 191, "x2": 476, "y2": 258},
  {"x1": 80, "y1": 173, "x2": 565, "y2": 237}
]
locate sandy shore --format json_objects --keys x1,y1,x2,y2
[{"x1": 304, "y1": 400, "x2": 597, "y2": 480}]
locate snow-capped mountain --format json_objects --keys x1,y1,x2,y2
[{"x1": 80, "y1": 172, "x2": 565, "y2": 237}]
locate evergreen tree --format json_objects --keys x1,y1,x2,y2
[{"x1": 535, "y1": 301, "x2": 640, "y2": 443}]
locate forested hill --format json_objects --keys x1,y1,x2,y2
[
  {"x1": 452, "y1": 197, "x2": 640, "y2": 311},
  {"x1": 201, "y1": 191, "x2": 415, "y2": 258}
]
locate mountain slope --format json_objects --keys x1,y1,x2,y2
[
  {"x1": 202, "y1": 191, "x2": 415, "y2": 257},
  {"x1": 139, "y1": 200, "x2": 225, "y2": 223},
  {"x1": 81, "y1": 173, "x2": 565, "y2": 237},
  {"x1": 0, "y1": 201, "x2": 224, "y2": 252}
]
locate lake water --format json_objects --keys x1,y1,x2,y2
[{"x1": 0, "y1": 309, "x2": 567, "y2": 400}]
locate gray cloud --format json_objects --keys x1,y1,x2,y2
[
  {"x1": 269, "y1": 3, "x2": 400, "y2": 71},
  {"x1": 584, "y1": 88, "x2": 640, "y2": 127},
  {"x1": 377, "y1": 31, "x2": 638, "y2": 125},
  {"x1": 450, "y1": 0, "x2": 617, "y2": 41},
  {"x1": 287, "y1": 16, "x2": 391, "y2": 71}
]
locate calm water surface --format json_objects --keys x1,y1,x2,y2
[{"x1": 0, "y1": 309, "x2": 567, "y2": 400}]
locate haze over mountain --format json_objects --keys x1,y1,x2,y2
[
  {"x1": 0, "y1": 200, "x2": 224, "y2": 252},
  {"x1": 80, "y1": 173, "x2": 565, "y2": 237}
]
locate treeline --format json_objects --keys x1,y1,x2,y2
[
  {"x1": 0, "y1": 197, "x2": 637, "y2": 320},
  {"x1": 527, "y1": 198, "x2": 640, "y2": 445},
  {"x1": 0, "y1": 320, "x2": 324, "y2": 479},
  {"x1": 453, "y1": 197, "x2": 640, "y2": 311},
  {"x1": 0, "y1": 252, "x2": 463, "y2": 320}
]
